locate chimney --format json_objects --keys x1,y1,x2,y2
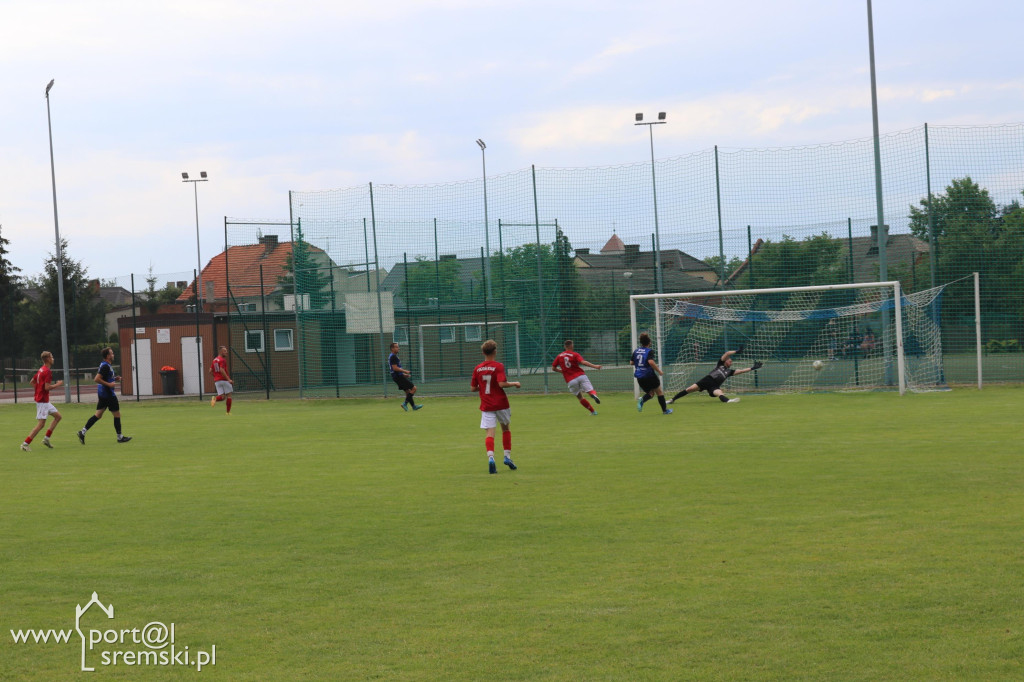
[
  {"x1": 624, "y1": 244, "x2": 640, "y2": 265},
  {"x1": 870, "y1": 224, "x2": 889, "y2": 243},
  {"x1": 259, "y1": 234, "x2": 279, "y2": 255},
  {"x1": 575, "y1": 248, "x2": 590, "y2": 255}
]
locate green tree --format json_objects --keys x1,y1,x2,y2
[
  {"x1": 909, "y1": 179, "x2": 1024, "y2": 345},
  {"x1": 401, "y1": 256, "x2": 463, "y2": 305},
  {"x1": 731, "y1": 232, "x2": 845, "y2": 290},
  {"x1": 277, "y1": 224, "x2": 334, "y2": 310},
  {"x1": 19, "y1": 239, "x2": 106, "y2": 359},
  {"x1": 909, "y1": 176, "x2": 998, "y2": 246},
  {"x1": 0, "y1": 224, "x2": 23, "y2": 362},
  {"x1": 704, "y1": 255, "x2": 745, "y2": 283},
  {"x1": 495, "y1": 231, "x2": 582, "y2": 365}
]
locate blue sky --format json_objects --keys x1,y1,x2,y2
[{"x1": 2, "y1": 0, "x2": 1022, "y2": 283}]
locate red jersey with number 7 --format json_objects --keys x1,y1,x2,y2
[{"x1": 471, "y1": 360, "x2": 510, "y2": 412}]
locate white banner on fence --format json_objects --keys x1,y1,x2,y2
[{"x1": 344, "y1": 292, "x2": 395, "y2": 334}]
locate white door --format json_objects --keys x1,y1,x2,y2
[
  {"x1": 181, "y1": 337, "x2": 205, "y2": 395},
  {"x1": 129, "y1": 339, "x2": 153, "y2": 396}
]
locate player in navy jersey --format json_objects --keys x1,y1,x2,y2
[
  {"x1": 669, "y1": 347, "x2": 762, "y2": 404},
  {"x1": 388, "y1": 342, "x2": 422, "y2": 411},
  {"x1": 77, "y1": 347, "x2": 132, "y2": 444},
  {"x1": 631, "y1": 332, "x2": 672, "y2": 415}
]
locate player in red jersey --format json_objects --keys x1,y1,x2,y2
[
  {"x1": 552, "y1": 339, "x2": 602, "y2": 415},
  {"x1": 21, "y1": 351, "x2": 64, "y2": 451},
  {"x1": 209, "y1": 346, "x2": 233, "y2": 413},
  {"x1": 470, "y1": 339, "x2": 521, "y2": 474}
]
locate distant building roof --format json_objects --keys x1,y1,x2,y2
[
  {"x1": 601, "y1": 233, "x2": 626, "y2": 253},
  {"x1": 95, "y1": 285, "x2": 134, "y2": 307},
  {"x1": 177, "y1": 235, "x2": 330, "y2": 302},
  {"x1": 575, "y1": 247, "x2": 715, "y2": 275},
  {"x1": 845, "y1": 232, "x2": 930, "y2": 282}
]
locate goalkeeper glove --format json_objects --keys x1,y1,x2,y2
[
  {"x1": 751, "y1": 361, "x2": 763, "y2": 370},
  {"x1": 735, "y1": 344, "x2": 745, "y2": 354}
]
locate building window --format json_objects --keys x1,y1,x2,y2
[
  {"x1": 439, "y1": 326, "x2": 456, "y2": 344},
  {"x1": 274, "y1": 328, "x2": 294, "y2": 351},
  {"x1": 245, "y1": 330, "x2": 265, "y2": 353},
  {"x1": 464, "y1": 324, "x2": 482, "y2": 342},
  {"x1": 393, "y1": 326, "x2": 409, "y2": 345},
  {"x1": 237, "y1": 302, "x2": 257, "y2": 313}
]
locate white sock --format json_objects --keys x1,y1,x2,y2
[
  {"x1": 487, "y1": 452, "x2": 494, "y2": 460},
  {"x1": 503, "y1": 450, "x2": 511, "y2": 458}
]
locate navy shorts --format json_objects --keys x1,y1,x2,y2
[
  {"x1": 636, "y1": 374, "x2": 660, "y2": 394},
  {"x1": 97, "y1": 395, "x2": 120, "y2": 413},
  {"x1": 392, "y1": 374, "x2": 415, "y2": 392}
]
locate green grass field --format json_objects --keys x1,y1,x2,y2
[{"x1": 2, "y1": 387, "x2": 1022, "y2": 680}]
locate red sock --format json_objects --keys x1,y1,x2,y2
[
  {"x1": 226, "y1": 397, "x2": 232, "y2": 413},
  {"x1": 24, "y1": 435, "x2": 33, "y2": 444},
  {"x1": 46, "y1": 428, "x2": 54, "y2": 437},
  {"x1": 502, "y1": 431, "x2": 512, "y2": 451},
  {"x1": 485, "y1": 436, "x2": 495, "y2": 454},
  {"x1": 579, "y1": 397, "x2": 593, "y2": 412},
  {"x1": 216, "y1": 395, "x2": 225, "y2": 402}
]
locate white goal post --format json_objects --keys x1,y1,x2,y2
[
  {"x1": 629, "y1": 280, "x2": 971, "y2": 397},
  {"x1": 417, "y1": 321, "x2": 521, "y2": 382}
]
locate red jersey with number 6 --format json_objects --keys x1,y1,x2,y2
[
  {"x1": 552, "y1": 350, "x2": 586, "y2": 383},
  {"x1": 471, "y1": 360, "x2": 510, "y2": 412}
]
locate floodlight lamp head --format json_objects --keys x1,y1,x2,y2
[
  {"x1": 658, "y1": 112, "x2": 666, "y2": 120},
  {"x1": 200, "y1": 171, "x2": 208, "y2": 179},
  {"x1": 45, "y1": 79, "x2": 54, "y2": 96},
  {"x1": 635, "y1": 113, "x2": 643, "y2": 122},
  {"x1": 476, "y1": 139, "x2": 486, "y2": 150},
  {"x1": 181, "y1": 172, "x2": 189, "y2": 180}
]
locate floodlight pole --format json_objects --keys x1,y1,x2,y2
[
  {"x1": 45, "y1": 79, "x2": 72, "y2": 403},
  {"x1": 635, "y1": 113, "x2": 666, "y2": 294},
  {"x1": 476, "y1": 139, "x2": 492, "y2": 299},
  {"x1": 182, "y1": 172, "x2": 209, "y2": 311},
  {"x1": 866, "y1": 0, "x2": 893, "y2": 385}
]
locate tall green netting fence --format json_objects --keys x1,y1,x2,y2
[{"x1": 223, "y1": 123, "x2": 1023, "y2": 397}]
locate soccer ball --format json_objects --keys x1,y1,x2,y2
[{"x1": 812, "y1": 360, "x2": 824, "y2": 371}]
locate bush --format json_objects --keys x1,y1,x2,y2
[{"x1": 985, "y1": 339, "x2": 1021, "y2": 353}]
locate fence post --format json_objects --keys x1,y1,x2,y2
[
  {"x1": 715, "y1": 145, "x2": 725, "y2": 288},
  {"x1": 369, "y1": 183, "x2": 388, "y2": 398},
  {"x1": 260, "y1": 263, "x2": 270, "y2": 400},
  {"x1": 924, "y1": 122, "x2": 937, "y2": 289},
  {"x1": 132, "y1": 273, "x2": 141, "y2": 402},
  {"x1": 531, "y1": 165, "x2": 548, "y2": 393},
  {"x1": 193, "y1": 269, "x2": 202, "y2": 400}
]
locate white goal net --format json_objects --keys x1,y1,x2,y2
[{"x1": 630, "y1": 281, "x2": 961, "y2": 396}]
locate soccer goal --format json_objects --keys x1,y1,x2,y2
[
  {"x1": 417, "y1": 321, "x2": 521, "y2": 382},
  {"x1": 629, "y1": 280, "x2": 979, "y2": 396}
]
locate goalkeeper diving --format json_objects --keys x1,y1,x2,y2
[{"x1": 668, "y1": 346, "x2": 762, "y2": 405}]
